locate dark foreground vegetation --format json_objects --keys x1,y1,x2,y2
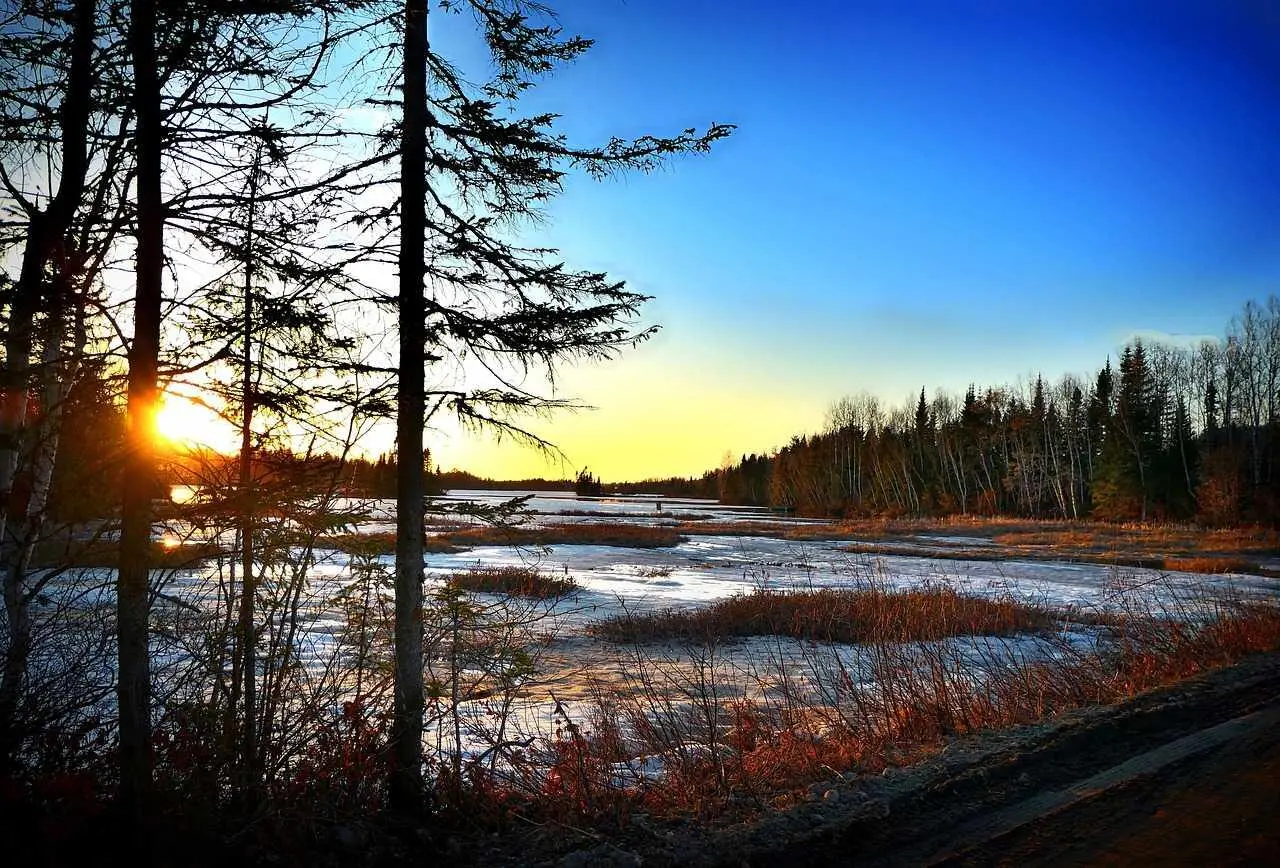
[{"x1": 4, "y1": 576, "x2": 1278, "y2": 867}]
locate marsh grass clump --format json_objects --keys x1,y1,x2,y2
[
  {"x1": 820, "y1": 520, "x2": 1279, "y2": 577},
  {"x1": 323, "y1": 530, "x2": 468, "y2": 555},
  {"x1": 1160, "y1": 556, "x2": 1257, "y2": 575},
  {"x1": 447, "y1": 566, "x2": 580, "y2": 599},
  {"x1": 321, "y1": 522, "x2": 685, "y2": 557},
  {"x1": 589, "y1": 585, "x2": 1056, "y2": 644},
  {"x1": 993, "y1": 524, "x2": 1280, "y2": 555},
  {"x1": 441, "y1": 522, "x2": 686, "y2": 549}
]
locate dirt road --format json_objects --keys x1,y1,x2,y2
[{"x1": 935, "y1": 702, "x2": 1280, "y2": 867}]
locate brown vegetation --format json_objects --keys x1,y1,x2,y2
[
  {"x1": 990, "y1": 524, "x2": 1280, "y2": 576},
  {"x1": 589, "y1": 586, "x2": 1056, "y2": 644},
  {"x1": 322, "y1": 530, "x2": 467, "y2": 555},
  {"x1": 480, "y1": 595, "x2": 1280, "y2": 831},
  {"x1": 1160, "y1": 556, "x2": 1257, "y2": 575},
  {"x1": 446, "y1": 566, "x2": 579, "y2": 599},
  {"x1": 442, "y1": 522, "x2": 686, "y2": 549},
  {"x1": 991, "y1": 523, "x2": 1279, "y2": 555},
  {"x1": 327, "y1": 522, "x2": 687, "y2": 554},
  {"x1": 11, "y1": 561, "x2": 1280, "y2": 863}
]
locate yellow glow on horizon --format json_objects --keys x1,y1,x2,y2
[{"x1": 426, "y1": 365, "x2": 826, "y2": 481}]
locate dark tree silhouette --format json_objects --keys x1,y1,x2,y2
[
  {"x1": 118, "y1": 0, "x2": 162, "y2": 834},
  {"x1": 382, "y1": 0, "x2": 731, "y2": 810},
  {"x1": 393, "y1": 0, "x2": 429, "y2": 813}
]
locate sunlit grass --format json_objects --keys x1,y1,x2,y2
[
  {"x1": 457, "y1": 587, "x2": 1280, "y2": 831},
  {"x1": 322, "y1": 531, "x2": 468, "y2": 555},
  {"x1": 443, "y1": 522, "x2": 686, "y2": 549},
  {"x1": 993, "y1": 524, "x2": 1280, "y2": 555},
  {"x1": 446, "y1": 566, "x2": 579, "y2": 599}
]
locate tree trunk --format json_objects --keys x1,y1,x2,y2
[
  {"x1": 391, "y1": 0, "x2": 428, "y2": 814},
  {"x1": 0, "y1": 281, "x2": 77, "y2": 749},
  {"x1": 118, "y1": 0, "x2": 161, "y2": 837},
  {"x1": 235, "y1": 135, "x2": 263, "y2": 797}
]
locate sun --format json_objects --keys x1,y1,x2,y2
[{"x1": 154, "y1": 394, "x2": 232, "y2": 451}]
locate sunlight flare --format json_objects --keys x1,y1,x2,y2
[{"x1": 154, "y1": 394, "x2": 232, "y2": 451}]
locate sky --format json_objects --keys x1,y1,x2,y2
[{"x1": 390, "y1": 1, "x2": 1280, "y2": 480}]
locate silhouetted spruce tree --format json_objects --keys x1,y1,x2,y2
[
  {"x1": 1204, "y1": 377, "x2": 1220, "y2": 443},
  {"x1": 574, "y1": 469, "x2": 604, "y2": 496},
  {"x1": 1083, "y1": 359, "x2": 1114, "y2": 510},
  {"x1": 1162, "y1": 394, "x2": 1198, "y2": 518},
  {"x1": 109, "y1": 0, "x2": 377, "y2": 830},
  {"x1": 117, "y1": 0, "x2": 162, "y2": 836},
  {"x1": 384, "y1": 0, "x2": 731, "y2": 811},
  {"x1": 1065, "y1": 383, "x2": 1087, "y2": 517},
  {"x1": 1091, "y1": 342, "x2": 1164, "y2": 519}
]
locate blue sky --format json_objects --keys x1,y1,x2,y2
[{"x1": 425, "y1": 0, "x2": 1280, "y2": 480}]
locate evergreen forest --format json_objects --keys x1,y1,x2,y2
[{"x1": 709, "y1": 297, "x2": 1280, "y2": 525}]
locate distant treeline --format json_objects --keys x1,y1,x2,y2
[
  {"x1": 434, "y1": 469, "x2": 576, "y2": 492},
  {"x1": 709, "y1": 296, "x2": 1279, "y2": 525},
  {"x1": 168, "y1": 450, "x2": 448, "y2": 499},
  {"x1": 607, "y1": 476, "x2": 720, "y2": 500}
]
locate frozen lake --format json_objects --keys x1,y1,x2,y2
[
  {"x1": 21, "y1": 488, "x2": 1280, "y2": 778},
  {"x1": 143, "y1": 487, "x2": 1280, "y2": 633},
  {"x1": 412, "y1": 490, "x2": 1278, "y2": 618}
]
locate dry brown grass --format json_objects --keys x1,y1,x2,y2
[
  {"x1": 993, "y1": 524, "x2": 1280, "y2": 555},
  {"x1": 1160, "y1": 556, "x2": 1257, "y2": 575},
  {"x1": 766, "y1": 518, "x2": 1280, "y2": 576},
  {"x1": 982, "y1": 524, "x2": 1280, "y2": 577},
  {"x1": 472, "y1": 595, "x2": 1280, "y2": 829},
  {"x1": 589, "y1": 586, "x2": 1056, "y2": 645},
  {"x1": 322, "y1": 531, "x2": 467, "y2": 555},
  {"x1": 440, "y1": 522, "x2": 686, "y2": 549},
  {"x1": 686, "y1": 516, "x2": 1279, "y2": 560},
  {"x1": 674, "y1": 520, "x2": 857, "y2": 540},
  {"x1": 446, "y1": 566, "x2": 579, "y2": 599},
  {"x1": 323, "y1": 522, "x2": 687, "y2": 558}
]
